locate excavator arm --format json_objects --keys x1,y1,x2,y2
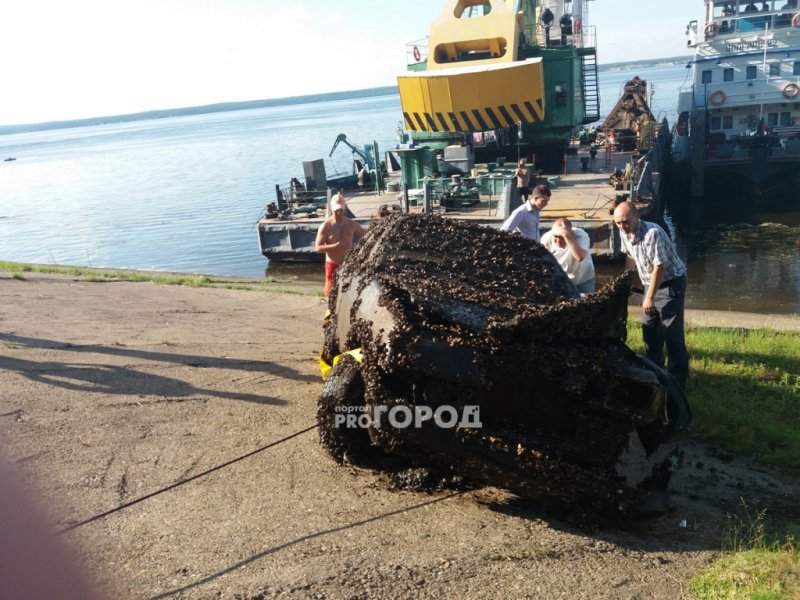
[{"x1": 329, "y1": 134, "x2": 374, "y2": 169}]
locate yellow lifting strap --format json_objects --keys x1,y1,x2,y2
[{"x1": 319, "y1": 348, "x2": 364, "y2": 381}]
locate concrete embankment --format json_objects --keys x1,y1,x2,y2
[{"x1": 684, "y1": 308, "x2": 800, "y2": 332}]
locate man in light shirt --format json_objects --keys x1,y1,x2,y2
[
  {"x1": 540, "y1": 218, "x2": 595, "y2": 295},
  {"x1": 500, "y1": 184, "x2": 551, "y2": 242},
  {"x1": 613, "y1": 201, "x2": 689, "y2": 389}
]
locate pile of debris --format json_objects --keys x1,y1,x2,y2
[
  {"x1": 319, "y1": 214, "x2": 690, "y2": 524},
  {"x1": 600, "y1": 76, "x2": 659, "y2": 152}
]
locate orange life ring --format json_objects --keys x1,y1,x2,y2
[
  {"x1": 783, "y1": 82, "x2": 800, "y2": 99},
  {"x1": 412, "y1": 46, "x2": 421, "y2": 62},
  {"x1": 709, "y1": 90, "x2": 726, "y2": 106},
  {"x1": 792, "y1": 12, "x2": 800, "y2": 27},
  {"x1": 704, "y1": 22, "x2": 720, "y2": 38}
]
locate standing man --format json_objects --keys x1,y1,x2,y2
[
  {"x1": 613, "y1": 201, "x2": 689, "y2": 389},
  {"x1": 514, "y1": 158, "x2": 532, "y2": 203},
  {"x1": 559, "y1": 12, "x2": 573, "y2": 46},
  {"x1": 315, "y1": 192, "x2": 367, "y2": 296},
  {"x1": 540, "y1": 6, "x2": 554, "y2": 46},
  {"x1": 500, "y1": 183, "x2": 551, "y2": 242},
  {"x1": 540, "y1": 217, "x2": 595, "y2": 294}
]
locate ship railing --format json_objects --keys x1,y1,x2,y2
[
  {"x1": 702, "y1": 11, "x2": 799, "y2": 39},
  {"x1": 406, "y1": 26, "x2": 597, "y2": 66},
  {"x1": 406, "y1": 38, "x2": 428, "y2": 66},
  {"x1": 262, "y1": 180, "x2": 329, "y2": 217},
  {"x1": 708, "y1": 135, "x2": 800, "y2": 160},
  {"x1": 529, "y1": 23, "x2": 596, "y2": 49},
  {"x1": 692, "y1": 78, "x2": 800, "y2": 108}
]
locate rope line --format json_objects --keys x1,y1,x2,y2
[{"x1": 58, "y1": 423, "x2": 319, "y2": 534}]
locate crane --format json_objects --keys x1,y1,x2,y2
[{"x1": 328, "y1": 133, "x2": 376, "y2": 171}]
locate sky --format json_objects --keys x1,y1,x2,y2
[{"x1": 1, "y1": 0, "x2": 701, "y2": 126}]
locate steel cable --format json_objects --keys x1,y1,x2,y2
[{"x1": 58, "y1": 423, "x2": 319, "y2": 534}]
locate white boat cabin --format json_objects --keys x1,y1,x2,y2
[{"x1": 680, "y1": 0, "x2": 800, "y2": 143}]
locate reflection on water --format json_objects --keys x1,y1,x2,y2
[
  {"x1": 666, "y1": 201, "x2": 800, "y2": 315},
  {"x1": 274, "y1": 202, "x2": 800, "y2": 316}
]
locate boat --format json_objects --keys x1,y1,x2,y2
[
  {"x1": 256, "y1": 0, "x2": 657, "y2": 265},
  {"x1": 672, "y1": 0, "x2": 800, "y2": 208}
]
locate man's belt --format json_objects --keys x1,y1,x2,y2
[{"x1": 658, "y1": 274, "x2": 685, "y2": 289}]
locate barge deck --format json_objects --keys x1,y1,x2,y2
[{"x1": 257, "y1": 146, "x2": 664, "y2": 264}]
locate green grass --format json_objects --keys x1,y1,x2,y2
[
  {"x1": 688, "y1": 500, "x2": 800, "y2": 599},
  {"x1": 626, "y1": 322, "x2": 800, "y2": 476},
  {"x1": 689, "y1": 544, "x2": 800, "y2": 599},
  {"x1": 626, "y1": 321, "x2": 800, "y2": 599},
  {"x1": 0, "y1": 261, "x2": 320, "y2": 295}
]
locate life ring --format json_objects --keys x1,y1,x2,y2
[
  {"x1": 783, "y1": 82, "x2": 799, "y2": 99},
  {"x1": 709, "y1": 89, "x2": 726, "y2": 106},
  {"x1": 412, "y1": 46, "x2": 421, "y2": 62},
  {"x1": 792, "y1": 12, "x2": 800, "y2": 27},
  {"x1": 704, "y1": 22, "x2": 720, "y2": 38},
  {"x1": 574, "y1": 17, "x2": 582, "y2": 36}
]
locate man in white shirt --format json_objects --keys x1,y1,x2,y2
[
  {"x1": 540, "y1": 218, "x2": 595, "y2": 295},
  {"x1": 500, "y1": 184, "x2": 551, "y2": 242}
]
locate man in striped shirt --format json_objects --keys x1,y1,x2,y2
[{"x1": 613, "y1": 202, "x2": 689, "y2": 389}]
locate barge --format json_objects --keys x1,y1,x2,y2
[{"x1": 257, "y1": 0, "x2": 670, "y2": 264}]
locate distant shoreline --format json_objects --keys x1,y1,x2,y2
[{"x1": 0, "y1": 55, "x2": 690, "y2": 136}]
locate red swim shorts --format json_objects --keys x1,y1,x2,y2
[{"x1": 324, "y1": 261, "x2": 339, "y2": 296}]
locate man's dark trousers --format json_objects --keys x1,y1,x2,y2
[{"x1": 642, "y1": 274, "x2": 689, "y2": 389}]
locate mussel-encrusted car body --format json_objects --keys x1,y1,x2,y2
[{"x1": 318, "y1": 214, "x2": 690, "y2": 521}]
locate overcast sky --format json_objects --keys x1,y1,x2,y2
[{"x1": 1, "y1": 0, "x2": 701, "y2": 125}]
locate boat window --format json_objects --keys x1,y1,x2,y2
[
  {"x1": 702, "y1": 69, "x2": 713, "y2": 84},
  {"x1": 769, "y1": 63, "x2": 781, "y2": 76},
  {"x1": 723, "y1": 68, "x2": 735, "y2": 81},
  {"x1": 794, "y1": 61, "x2": 800, "y2": 76},
  {"x1": 780, "y1": 111, "x2": 792, "y2": 126},
  {"x1": 746, "y1": 65, "x2": 758, "y2": 79},
  {"x1": 723, "y1": 116, "x2": 734, "y2": 129},
  {"x1": 710, "y1": 116, "x2": 722, "y2": 130},
  {"x1": 767, "y1": 112, "x2": 779, "y2": 126}
]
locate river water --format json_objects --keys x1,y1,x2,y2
[{"x1": 0, "y1": 64, "x2": 798, "y2": 315}]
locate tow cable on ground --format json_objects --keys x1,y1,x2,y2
[{"x1": 58, "y1": 423, "x2": 319, "y2": 534}]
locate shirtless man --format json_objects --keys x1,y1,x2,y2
[{"x1": 315, "y1": 192, "x2": 367, "y2": 296}]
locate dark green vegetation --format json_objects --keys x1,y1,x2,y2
[
  {"x1": 689, "y1": 499, "x2": 800, "y2": 599},
  {"x1": 0, "y1": 86, "x2": 398, "y2": 134},
  {"x1": 627, "y1": 323, "x2": 800, "y2": 476},
  {"x1": 600, "y1": 54, "x2": 692, "y2": 72},
  {"x1": 0, "y1": 261, "x2": 320, "y2": 295}
]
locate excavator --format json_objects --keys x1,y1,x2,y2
[
  {"x1": 328, "y1": 134, "x2": 377, "y2": 171},
  {"x1": 396, "y1": 0, "x2": 600, "y2": 175},
  {"x1": 328, "y1": 133, "x2": 383, "y2": 191}
]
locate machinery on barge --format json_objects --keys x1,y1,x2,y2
[{"x1": 395, "y1": 0, "x2": 600, "y2": 182}]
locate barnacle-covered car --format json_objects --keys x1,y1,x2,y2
[{"x1": 318, "y1": 213, "x2": 690, "y2": 522}]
